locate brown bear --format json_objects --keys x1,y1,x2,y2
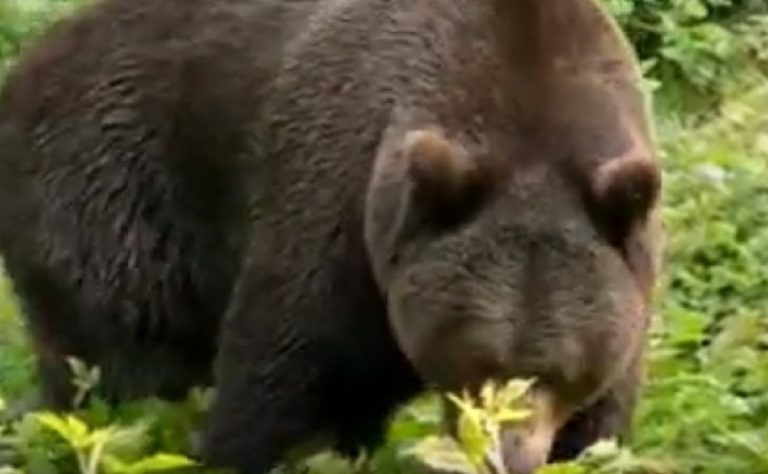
[
  {"x1": 199, "y1": 0, "x2": 664, "y2": 472},
  {"x1": 0, "y1": 0, "x2": 663, "y2": 473}
]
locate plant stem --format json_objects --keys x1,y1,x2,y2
[{"x1": 76, "y1": 450, "x2": 89, "y2": 474}]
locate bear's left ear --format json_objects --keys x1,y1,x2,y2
[{"x1": 589, "y1": 154, "x2": 661, "y2": 246}]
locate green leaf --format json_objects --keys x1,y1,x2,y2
[
  {"x1": 407, "y1": 436, "x2": 478, "y2": 474},
  {"x1": 103, "y1": 452, "x2": 197, "y2": 474},
  {"x1": 455, "y1": 408, "x2": 490, "y2": 470},
  {"x1": 495, "y1": 379, "x2": 535, "y2": 410},
  {"x1": 535, "y1": 462, "x2": 588, "y2": 474},
  {"x1": 581, "y1": 439, "x2": 621, "y2": 461},
  {"x1": 34, "y1": 412, "x2": 90, "y2": 448},
  {"x1": 101, "y1": 422, "x2": 151, "y2": 459},
  {"x1": 494, "y1": 408, "x2": 533, "y2": 424}
]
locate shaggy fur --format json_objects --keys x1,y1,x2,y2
[
  {"x1": 0, "y1": 0, "x2": 663, "y2": 473},
  {"x1": 0, "y1": 0, "x2": 317, "y2": 405}
]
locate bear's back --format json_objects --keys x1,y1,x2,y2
[
  {"x1": 0, "y1": 0, "x2": 317, "y2": 170},
  {"x1": 0, "y1": 0, "x2": 318, "y2": 405}
]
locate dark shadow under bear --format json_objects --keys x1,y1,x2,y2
[{"x1": 0, "y1": 0, "x2": 663, "y2": 473}]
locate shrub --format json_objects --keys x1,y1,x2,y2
[{"x1": 605, "y1": 0, "x2": 768, "y2": 117}]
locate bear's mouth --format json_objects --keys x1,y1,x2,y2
[
  {"x1": 443, "y1": 383, "x2": 567, "y2": 474},
  {"x1": 497, "y1": 388, "x2": 564, "y2": 474},
  {"x1": 498, "y1": 422, "x2": 556, "y2": 474}
]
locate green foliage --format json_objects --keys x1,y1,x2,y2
[
  {"x1": 407, "y1": 379, "x2": 535, "y2": 474},
  {"x1": 0, "y1": 269, "x2": 33, "y2": 401},
  {"x1": 0, "y1": 360, "x2": 220, "y2": 474},
  {"x1": 604, "y1": 0, "x2": 768, "y2": 115},
  {"x1": 0, "y1": 0, "x2": 89, "y2": 79},
  {"x1": 2, "y1": 0, "x2": 768, "y2": 474},
  {"x1": 32, "y1": 411, "x2": 196, "y2": 474},
  {"x1": 628, "y1": 82, "x2": 768, "y2": 474},
  {"x1": 404, "y1": 381, "x2": 674, "y2": 474}
]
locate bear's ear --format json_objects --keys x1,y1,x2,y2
[
  {"x1": 364, "y1": 127, "x2": 495, "y2": 284},
  {"x1": 402, "y1": 129, "x2": 491, "y2": 226},
  {"x1": 589, "y1": 154, "x2": 661, "y2": 246},
  {"x1": 404, "y1": 130, "x2": 476, "y2": 198}
]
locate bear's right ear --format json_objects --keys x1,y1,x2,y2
[{"x1": 402, "y1": 129, "x2": 491, "y2": 227}]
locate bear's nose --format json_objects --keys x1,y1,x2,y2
[
  {"x1": 499, "y1": 425, "x2": 554, "y2": 474},
  {"x1": 498, "y1": 388, "x2": 563, "y2": 474}
]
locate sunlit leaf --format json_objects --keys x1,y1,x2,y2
[
  {"x1": 407, "y1": 436, "x2": 477, "y2": 474},
  {"x1": 103, "y1": 452, "x2": 197, "y2": 473},
  {"x1": 34, "y1": 412, "x2": 90, "y2": 448}
]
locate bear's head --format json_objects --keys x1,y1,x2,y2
[
  {"x1": 365, "y1": 120, "x2": 661, "y2": 472},
  {"x1": 362, "y1": 1, "x2": 662, "y2": 472}
]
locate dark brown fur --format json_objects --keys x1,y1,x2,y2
[
  {"x1": 204, "y1": 0, "x2": 663, "y2": 472},
  {"x1": 0, "y1": 0, "x2": 663, "y2": 473},
  {"x1": 0, "y1": 0, "x2": 317, "y2": 406}
]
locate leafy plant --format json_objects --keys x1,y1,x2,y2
[
  {"x1": 33, "y1": 411, "x2": 196, "y2": 474},
  {"x1": 407, "y1": 379, "x2": 535, "y2": 474},
  {"x1": 406, "y1": 381, "x2": 674, "y2": 474},
  {"x1": 604, "y1": 0, "x2": 768, "y2": 115},
  {"x1": 0, "y1": 387, "x2": 223, "y2": 474}
]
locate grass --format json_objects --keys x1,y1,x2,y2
[{"x1": 0, "y1": 267, "x2": 35, "y2": 402}]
